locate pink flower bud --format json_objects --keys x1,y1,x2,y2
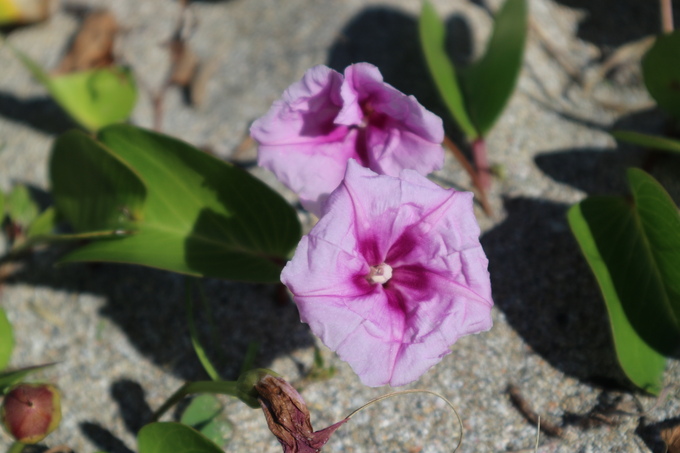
[{"x1": 1, "y1": 383, "x2": 62, "y2": 444}]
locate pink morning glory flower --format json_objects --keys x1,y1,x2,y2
[
  {"x1": 251, "y1": 63, "x2": 444, "y2": 215},
  {"x1": 281, "y1": 161, "x2": 493, "y2": 387}
]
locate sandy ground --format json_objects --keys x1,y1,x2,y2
[{"x1": 1, "y1": 0, "x2": 679, "y2": 452}]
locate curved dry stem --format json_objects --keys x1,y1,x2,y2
[{"x1": 344, "y1": 389, "x2": 464, "y2": 452}]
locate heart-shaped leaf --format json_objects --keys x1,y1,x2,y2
[
  {"x1": 611, "y1": 130, "x2": 680, "y2": 155},
  {"x1": 138, "y1": 422, "x2": 223, "y2": 453},
  {"x1": 5, "y1": 184, "x2": 39, "y2": 228},
  {"x1": 51, "y1": 125, "x2": 301, "y2": 283},
  {"x1": 568, "y1": 168, "x2": 680, "y2": 394},
  {"x1": 50, "y1": 130, "x2": 146, "y2": 234},
  {"x1": 459, "y1": 0, "x2": 527, "y2": 136},
  {"x1": 9, "y1": 45, "x2": 136, "y2": 131},
  {"x1": 419, "y1": 1, "x2": 477, "y2": 140},
  {"x1": 642, "y1": 31, "x2": 680, "y2": 120},
  {"x1": 48, "y1": 67, "x2": 137, "y2": 131},
  {"x1": 0, "y1": 307, "x2": 13, "y2": 371}
]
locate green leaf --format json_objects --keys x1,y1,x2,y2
[
  {"x1": 567, "y1": 168, "x2": 680, "y2": 394},
  {"x1": 53, "y1": 125, "x2": 301, "y2": 283},
  {"x1": 138, "y1": 422, "x2": 223, "y2": 453},
  {"x1": 611, "y1": 130, "x2": 680, "y2": 155},
  {"x1": 8, "y1": 44, "x2": 136, "y2": 130},
  {"x1": 48, "y1": 67, "x2": 137, "y2": 131},
  {"x1": 0, "y1": 307, "x2": 13, "y2": 371},
  {"x1": 0, "y1": 187, "x2": 5, "y2": 220},
  {"x1": 50, "y1": 130, "x2": 146, "y2": 234},
  {"x1": 25, "y1": 206, "x2": 58, "y2": 239},
  {"x1": 0, "y1": 363, "x2": 56, "y2": 394},
  {"x1": 642, "y1": 31, "x2": 680, "y2": 120},
  {"x1": 152, "y1": 380, "x2": 245, "y2": 422},
  {"x1": 6, "y1": 184, "x2": 39, "y2": 227},
  {"x1": 419, "y1": 1, "x2": 477, "y2": 140},
  {"x1": 180, "y1": 395, "x2": 233, "y2": 448},
  {"x1": 459, "y1": 0, "x2": 527, "y2": 136},
  {"x1": 185, "y1": 280, "x2": 220, "y2": 381}
]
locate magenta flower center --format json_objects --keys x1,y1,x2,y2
[{"x1": 366, "y1": 262, "x2": 393, "y2": 285}]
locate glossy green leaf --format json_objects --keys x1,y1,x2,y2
[
  {"x1": 54, "y1": 125, "x2": 301, "y2": 283},
  {"x1": 50, "y1": 130, "x2": 146, "y2": 234},
  {"x1": 567, "y1": 168, "x2": 680, "y2": 394},
  {"x1": 611, "y1": 130, "x2": 680, "y2": 155},
  {"x1": 0, "y1": 363, "x2": 56, "y2": 394},
  {"x1": 0, "y1": 307, "x2": 13, "y2": 371},
  {"x1": 419, "y1": 1, "x2": 477, "y2": 140},
  {"x1": 642, "y1": 31, "x2": 680, "y2": 120},
  {"x1": 460, "y1": 0, "x2": 527, "y2": 136},
  {"x1": 6, "y1": 184, "x2": 39, "y2": 227},
  {"x1": 48, "y1": 67, "x2": 137, "y2": 131},
  {"x1": 180, "y1": 395, "x2": 233, "y2": 448},
  {"x1": 138, "y1": 422, "x2": 223, "y2": 453},
  {"x1": 9, "y1": 45, "x2": 136, "y2": 130}
]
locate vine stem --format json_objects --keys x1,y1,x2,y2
[
  {"x1": 344, "y1": 389, "x2": 464, "y2": 452},
  {"x1": 443, "y1": 136, "x2": 492, "y2": 216},
  {"x1": 151, "y1": 380, "x2": 243, "y2": 422}
]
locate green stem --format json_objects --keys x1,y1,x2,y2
[
  {"x1": 239, "y1": 342, "x2": 260, "y2": 375},
  {"x1": 185, "y1": 279, "x2": 221, "y2": 381},
  {"x1": 152, "y1": 380, "x2": 242, "y2": 422}
]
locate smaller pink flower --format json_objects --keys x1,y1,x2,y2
[
  {"x1": 281, "y1": 161, "x2": 493, "y2": 387},
  {"x1": 251, "y1": 63, "x2": 444, "y2": 215}
]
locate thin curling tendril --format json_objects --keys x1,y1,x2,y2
[{"x1": 343, "y1": 389, "x2": 464, "y2": 452}]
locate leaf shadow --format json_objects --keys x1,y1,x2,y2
[
  {"x1": 111, "y1": 379, "x2": 155, "y2": 435},
  {"x1": 481, "y1": 196, "x2": 630, "y2": 387},
  {"x1": 80, "y1": 421, "x2": 135, "y2": 453},
  {"x1": 0, "y1": 92, "x2": 81, "y2": 136},
  {"x1": 551, "y1": 0, "x2": 680, "y2": 55},
  {"x1": 7, "y1": 250, "x2": 314, "y2": 383},
  {"x1": 535, "y1": 108, "x2": 680, "y2": 201}
]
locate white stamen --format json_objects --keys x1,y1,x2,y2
[{"x1": 367, "y1": 263, "x2": 393, "y2": 285}]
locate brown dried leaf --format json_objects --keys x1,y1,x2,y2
[
  {"x1": 54, "y1": 10, "x2": 118, "y2": 74},
  {"x1": 662, "y1": 425, "x2": 680, "y2": 453},
  {"x1": 168, "y1": 38, "x2": 199, "y2": 87},
  {"x1": 189, "y1": 58, "x2": 218, "y2": 107}
]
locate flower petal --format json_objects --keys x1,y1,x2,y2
[
  {"x1": 251, "y1": 65, "x2": 344, "y2": 144},
  {"x1": 251, "y1": 66, "x2": 355, "y2": 214},
  {"x1": 337, "y1": 63, "x2": 445, "y2": 176},
  {"x1": 284, "y1": 162, "x2": 493, "y2": 387}
]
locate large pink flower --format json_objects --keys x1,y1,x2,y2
[
  {"x1": 251, "y1": 63, "x2": 444, "y2": 215},
  {"x1": 281, "y1": 161, "x2": 493, "y2": 387}
]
